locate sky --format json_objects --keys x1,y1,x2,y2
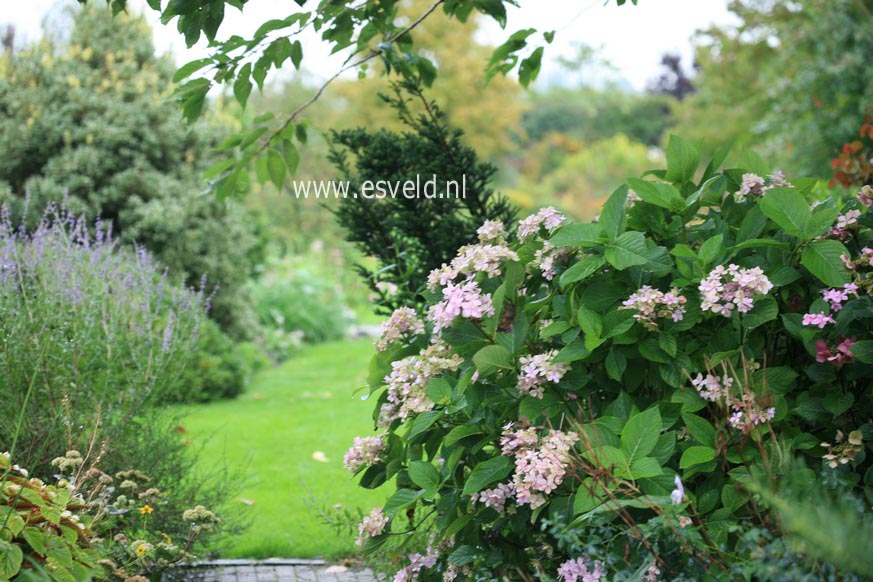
[{"x1": 5, "y1": 0, "x2": 737, "y2": 91}]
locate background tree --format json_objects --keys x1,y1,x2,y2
[
  {"x1": 329, "y1": 79, "x2": 517, "y2": 314},
  {"x1": 673, "y1": 0, "x2": 873, "y2": 178},
  {"x1": 0, "y1": 4, "x2": 263, "y2": 339}
]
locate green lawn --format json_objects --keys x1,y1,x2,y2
[{"x1": 176, "y1": 339, "x2": 385, "y2": 559}]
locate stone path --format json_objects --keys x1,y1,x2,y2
[{"x1": 164, "y1": 559, "x2": 377, "y2": 582}]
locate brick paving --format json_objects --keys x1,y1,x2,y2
[{"x1": 164, "y1": 560, "x2": 377, "y2": 582}]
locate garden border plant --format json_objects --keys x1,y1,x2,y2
[{"x1": 344, "y1": 136, "x2": 873, "y2": 581}]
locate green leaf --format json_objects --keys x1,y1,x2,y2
[
  {"x1": 851, "y1": 340, "x2": 873, "y2": 364},
  {"x1": 577, "y1": 305, "x2": 603, "y2": 338},
  {"x1": 518, "y1": 46, "x2": 543, "y2": 87},
  {"x1": 602, "y1": 309, "x2": 636, "y2": 338},
  {"x1": 805, "y1": 205, "x2": 839, "y2": 239},
  {"x1": 731, "y1": 239, "x2": 790, "y2": 252},
  {"x1": 232, "y1": 63, "x2": 253, "y2": 108},
  {"x1": 472, "y1": 345, "x2": 513, "y2": 376},
  {"x1": 605, "y1": 231, "x2": 649, "y2": 270},
  {"x1": 409, "y1": 410, "x2": 442, "y2": 439},
  {"x1": 682, "y1": 413, "x2": 715, "y2": 447},
  {"x1": 758, "y1": 187, "x2": 810, "y2": 238},
  {"x1": 665, "y1": 135, "x2": 700, "y2": 183},
  {"x1": 462, "y1": 456, "x2": 514, "y2": 495},
  {"x1": 605, "y1": 348, "x2": 626, "y2": 381},
  {"x1": 474, "y1": 0, "x2": 508, "y2": 25},
  {"x1": 172, "y1": 57, "x2": 213, "y2": 83},
  {"x1": 22, "y1": 529, "x2": 47, "y2": 557},
  {"x1": 408, "y1": 461, "x2": 440, "y2": 491},
  {"x1": 519, "y1": 393, "x2": 562, "y2": 421},
  {"x1": 736, "y1": 205, "x2": 768, "y2": 242},
  {"x1": 282, "y1": 139, "x2": 300, "y2": 176},
  {"x1": 554, "y1": 339, "x2": 590, "y2": 363},
  {"x1": 559, "y1": 255, "x2": 604, "y2": 288},
  {"x1": 295, "y1": 123, "x2": 308, "y2": 144},
  {"x1": 202, "y1": 158, "x2": 236, "y2": 181},
  {"x1": 679, "y1": 445, "x2": 715, "y2": 468},
  {"x1": 741, "y1": 296, "x2": 778, "y2": 329},
  {"x1": 627, "y1": 178, "x2": 684, "y2": 211},
  {"x1": 384, "y1": 488, "x2": 421, "y2": 514},
  {"x1": 290, "y1": 39, "x2": 303, "y2": 69},
  {"x1": 426, "y1": 378, "x2": 453, "y2": 404},
  {"x1": 620, "y1": 407, "x2": 662, "y2": 463},
  {"x1": 0, "y1": 540, "x2": 23, "y2": 580},
  {"x1": 267, "y1": 149, "x2": 286, "y2": 189},
  {"x1": 801, "y1": 240, "x2": 851, "y2": 287},
  {"x1": 698, "y1": 234, "x2": 724, "y2": 265},
  {"x1": 448, "y1": 545, "x2": 478, "y2": 566},
  {"x1": 628, "y1": 457, "x2": 663, "y2": 480},
  {"x1": 599, "y1": 186, "x2": 628, "y2": 241},
  {"x1": 549, "y1": 223, "x2": 602, "y2": 247},
  {"x1": 444, "y1": 425, "x2": 483, "y2": 446}
]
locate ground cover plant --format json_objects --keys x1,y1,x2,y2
[
  {"x1": 346, "y1": 138, "x2": 873, "y2": 580},
  {"x1": 173, "y1": 339, "x2": 384, "y2": 559}
]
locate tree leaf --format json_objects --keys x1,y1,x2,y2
[
  {"x1": 172, "y1": 57, "x2": 213, "y2": 83},
  {"x1": 267, "y1": 149, "x2": 287, "y2": 189}
]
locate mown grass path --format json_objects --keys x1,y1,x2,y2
[{"x1": 176, "y1": 340, "x2": 384, "y2": 559}]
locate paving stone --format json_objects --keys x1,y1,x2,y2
[{"x1": 164, "y1": 563, "x2": 375, "y2": 582}]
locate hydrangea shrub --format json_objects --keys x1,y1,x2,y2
[{"x1": 347, "y1": 138, "x2": 873, "y2": 580}]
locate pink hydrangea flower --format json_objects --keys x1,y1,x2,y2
[
  {"x1": 517, "y1": 207, "x2": 566, "y2": 241},
  {"x1": 517, "y1": 351, "x2": 568, "y2": 398},
  {"x1": 734, "y1": 173, "x2": 766, "y2": 202},
  {"x1": 380, "y1": 341, "x2": 462, "y2": 425},
  {"x1": 393, "y1": 550, "x2": 438, "y2": 582},
  {"x1": 821, "y1": 283, "x2": 859, "y2": 312},
  {"x1": 858, "y1": 185, "x2": 873, "y2": 207},
  {"x1": 533, "y1": 242, "x2": 569, "y2": 281},
  {"x1": 357, "y1": 507, "x2": 389, "y2": 546},
  {"x1": 769, "y1": 170, "x2": 792, "y2": 188},
  {"x1": 477, "y1": 220, "x2": 507, "y2": 243},
  {"x1": 816, "y1": 337, "x2": 856, "y2": 367},
  {"x1": 802, "y1": 313, "x2": 836, "y2": 328},
  {"x1": 427, "y1": 280, "x2": 495, "y2": 333},
  {"x1": 471, "y1": 482, "x2": 514, "y2": 513},
  {"x1": 557, "y1": 557, "x2": 605, "y2": 582},
  {"x1": 499, "y1": 425, "x2": 578, "y2": 508},
  {"x1": 344, "y1": 435, "x2": 385, "y2": 473},
  {"x1": 427, "y1": 244, "x2": 519, "y2": 290},
  {"x1": 377, "y1": 307, "x2": 425, "y2": 351},
  {"x1": 691, "y1": 373, "x2": 732, "y2": 402},
  {"x1": 621, "y1": 285, "x2": 687, "y2": 330},
  {"x1": 699, "y1": 264, "x2": 772, "y2": 316}
]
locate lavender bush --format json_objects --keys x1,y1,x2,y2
[{"x1": 0, "y1": 204, "x2": 203, "y2": 476}]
